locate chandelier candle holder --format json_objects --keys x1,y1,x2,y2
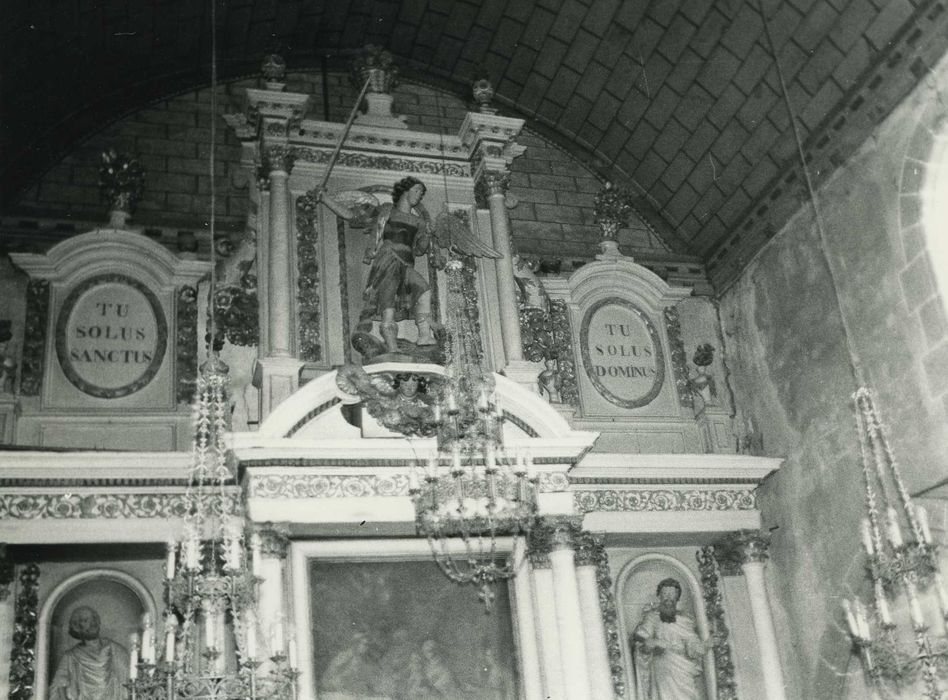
[
  {"x1": 409, "y1": 260, "x2": 540, "y2": 609},
  {"x1": 843, "y1": 388, "x2": 948, "y2": 699},
  {"x1": 127, "y1": 357, "x2": 299, "y2": 700}
]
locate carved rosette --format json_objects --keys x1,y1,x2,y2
[
  {"x1": 20, "y1": 280, "x2": 49, "y2": 397},
  {"x1": 176, "y1": 285, "x2": 199, "y2": 404},
  {"x1": 697, "y1": 546, "x2": 739, "y2": 700},
  {"x1": 256, "y1": 528, "x2": 290, "y2": 559},
  {"x1": 9, "y1": 563, "x2": 39, "y2": 700},
  {"x1": 295, "y1": 190, "x2": 322, "y2": 362},
  {"x1": 664, "y1": 306, "x2": 694, "y2": 408}
]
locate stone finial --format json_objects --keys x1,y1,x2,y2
[
  {"x1": 261, "y1": 53, "x2": 287, "y2": 89},
  {"x1": 472, "y1": 68, "x2": 496, "y2": 115},
  {"x1": 351, "y1": 44, "x2": 398, "y2": 94},
  {"x1": 593, "y1": 182, "x2": 633, "y2": 258},
  {"x1": 98, "y1": 149, "x2": 145, "y2": 228}
]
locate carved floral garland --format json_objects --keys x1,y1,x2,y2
[
  {"x1": 20, "y1": 280, "x2": 49, "y2": 397},
  {"x1": 664, "y1": 305, "x2": 693, "y2": 408},
  {"x1": 519, "y1": 299, "x2": 578, "y2": 406},
  {"x1": 8, "y1": 564, "x2": 39, "y2": 700},
  {"x1": 593, "y1": 539, "x2": 625, "y2": 698},
  {"x1": 296, "y1": 190, "x2": 322, "y2": 362},
  {"x1": 176, "y1": 285, "x2": 199, "y2": 404},
  {"x1": 697, "y1": 546, "x2": 739, "y2": 700},
  {"x1": 214, "y1": 260, "x2": 259, "y2": 347}
]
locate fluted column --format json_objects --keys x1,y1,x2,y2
[
  {"x1": 512, "y1": 538, "x2": 544, "y2": 700},
  {"x1": 254, "y1": 528, "x2": 290, "y2": 670},
  {"x1": 265, "y1": 146, "x2": 294, "y2": 359},
  {"x1": 528, "y1": 545, "x2": 564, "y2": 700},
  {"x1": 575, "y1": 532, "x2": 612, "y2": 699},
  {"x1": 549, "y1": 525, "x2": 591, "y2": 700},
  {"x1": 719, "y1": 530, "x2": 787, "y2": 700}
]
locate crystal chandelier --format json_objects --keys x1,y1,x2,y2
[
  {"x1": 409, "y1": 258, "x2": 539, "y2": 609},
  {"x1": 843, "y1": 388, "x2": 948, "y2": 699},
  {"x1": 127, "y1": 357, "x2": 299, "y2": 700}
]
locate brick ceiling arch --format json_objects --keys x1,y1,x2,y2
[{"x1": 4, "y1": 0, "x2": 948, "y2": 289}]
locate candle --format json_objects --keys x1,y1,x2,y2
[
  {"x1": 271, "y1": 621, "x2": 284, "y2": 655},
  {"x1": 129, "y1": 633, "x2": 140, "y2": 679},
  {"x1": 165, "y1": 540, "x2": 176, "y2": 579},
  {"x1": 842, "y1": 600, "x2": 859, "y2": 637},
  {"x1": 907, "y1": 588, "x2": 926, "y2": 629},
  {"x1": 916, "y1": 505, "x2": 932, "y2": 544},
  {"x1": 860, "y1": 518, "x2": 875, "y2": 556},
  {"x1": 853, "y1": 599, "x2": 871, "y2": 640},
  {"x1": 446, "y1": 390, "x2": 458, "y2": 414},
  {"x1": 886, "y1": 507, "x2": 903, "y2": 548},
  {"x1": 141, "y1": 613, "x2": 154, "y2": 664},
  {"x1": 426, "y1": 453, "x2": 439, "y2": 479},
  {"x1": 408, "y1": 470, "x2": 420, "y2": 491},
  {"x1": 433, "y1": 404, "x2": 442, "y2": 424},
  {"x1": 288, "y1": 637, "x2": 298, "y2": 669},
  {"x1": 478, "y1": 387, "x2": 490, "y2": 412},
  {"x1": 874, "y1": 581, "x2": 892, "y2": 626},
  {"x1": 251, "y1": 533, "x2": 262, "y2": 578},
  {"x1": 514, "y1": 452, "x2": 526, "y2": 475},
  {"x1": 205, "y1": 609, "x2": 216, "y2": 651},
  {"x1": 228, "y1": 536, "x2": 242, "y2": 571},
  {"x1": 934, "y1": 573, "x2": 948, "y2": 616},
  {"x1": 452, "y1": 445, "x2": 462, "y2": 474},
  {"x1": 484, "y1": 444, "x2": 497, "y2": 472},
  {"x1": 165, "y1": 616, "x2": 177, "y2": 665},
  {"x1": 246, "y1": 615, "x2": 257, "y2": 660},
  {"x1": 525, "y1": 453, "x2": 536, "y2": 480}
]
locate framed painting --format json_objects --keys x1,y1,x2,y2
[{"x1": 291, "y1": 539, "x2": 522, "y2": 700}]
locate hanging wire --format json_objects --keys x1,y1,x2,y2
[{"x1": 755, "y1": 0, "x2": 866, "y2": 389}]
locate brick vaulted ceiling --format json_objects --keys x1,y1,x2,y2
[{"x1": 3, "y1": 0, "x2": 948, "y2": 289}]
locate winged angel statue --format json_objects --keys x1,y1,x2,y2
[{"x1": 316, "y1": 177, "x2": 499, "y2": 360}]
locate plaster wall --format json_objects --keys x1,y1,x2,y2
[{"x1": 719, "y1": 54, "x2": 948, "y2": 698}]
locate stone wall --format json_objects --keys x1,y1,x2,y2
[
  {"x1": 719, "y1": 54, "x2": 948, "y2": 698},
  {"x1": 10, "y1": 71, "x2": 667, "y2": 259}
]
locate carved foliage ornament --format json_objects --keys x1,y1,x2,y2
[
  {"x1": 291, "y1": 147, "x2": 469, "y2": 177},
  {"x1": 0, "y1": 493, "x2": 239, "y2": 520},
  {"x1": 664, "y1": 305, "x2": 694, "y2": 408},
  {"x1": 20, "y1": 280, "x2": 49, "y2": 397},
  {"x1": 214, "y1": 261, "x2": 259, "y2": 348},
  {"x1": 296, "y1": 190, "x2": 322, "y2": 362},
  {"x1": 520, "y1": 298, "x2": 579, "y2": 407},
  {"x1": 9, "y1": 563, "x2": 39, "y2": 700},
  {"x1": 176, "y1": 285, "x2": 199, "y2": 404},
  {"x1": 697, "y1": 546, "x2": 739, "y2": 700}
]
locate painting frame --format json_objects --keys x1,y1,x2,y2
[{"x1": 290, "y1": 538, "x2": 525, "y2": 700}]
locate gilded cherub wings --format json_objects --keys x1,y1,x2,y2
[{"x1": 425, "y1": 205, "x2": 501, "y2": 259}]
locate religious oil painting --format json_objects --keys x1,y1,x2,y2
[{"x1": 309, "y1": 560, "x2": 519, "y2": 700}]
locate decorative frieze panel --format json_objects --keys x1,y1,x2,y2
[
  {"x1": 247, "y1": 471, "x2": 571, "y2": 499},
  {"x1": 0, "y1": 492, "x2": 238, "y2": 520},
  {"x1": 574, "y1": 488, "x2": 757, "y2": 513}
]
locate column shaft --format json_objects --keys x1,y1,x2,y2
[
  {"x1": 267, "y1": 168, "x2": 292, "y2": 357},
  {"x1": 530, "y1": 565, "x2": 564, "y2": 700},
  {"x1": 550, "y1": 547, "x2": 591, "y2": 700},
  {"x1": 743, "y1": 561, "x2": 787, "y2": 700},
  {"x1": 576, "y1": 563, "x2": 612, "y2": 698},
  {"x1": 487, "y1": 190, "x2": 524, "y2": 364},
  {"x1": 259, "y1": 555, "x2": 286, "y2": 660},
  {"x1": 512, "y1": 542, "x2": 543, "y2": 700}
]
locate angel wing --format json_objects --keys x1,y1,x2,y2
[
  {"x1": 334, "y1": 190, "x2": 381, "y2": 228},
  {"x1": 430, "y1": 207, "x2": 501, "y2": 259},
  {"x1": 335, "y1": 363, "x2": 396, "y2": 399}
]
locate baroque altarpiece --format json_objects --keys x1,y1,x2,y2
[{"x1": 0, "y1": 62, "x2": 788, "y2": 700}]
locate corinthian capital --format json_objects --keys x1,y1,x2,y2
[
  {"x1": 256, "y1": 527, "x2": 290, "y2": 558},
  {"x1": 263, "y1": 145, "x2": 296, "y2": 175},
  {"x1": 714, "y1": 529, "x2": 771, "y2": 574}
]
